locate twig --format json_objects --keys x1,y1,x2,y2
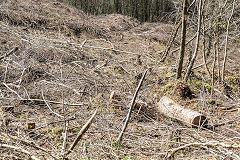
[
  {"x1": 211, "y1": 41, "x2": 217, "y2": 97},
  {"x1": 202, "y1": 22, "x2": 211, "y2": 78},
  {"x1": 61, "y1": 121, "x2": 69, "y2": 156},
  {"x1": 184, "y1": 0, "x2": 203, "y2": 82},
  {"x1": 80, "y1": 39, "x2": 87, "y2": 48},
  {"x1": 2, "y1": 83, "x2": 23, "y2": 99},
  {"x1": 18, "y1": 68, "x2": 27, "y2": 86},
  {"x1": 27, "y1": 116, "x2": 76, "y2": 135},
  {"x1": 0, "y1": 47, "x2": 18, "y2": 60},
  {"x1": 170, "y1": 35, "x2": 196, "y2": 55},
  {"x1": 42, "y1": 90, "x2": 64, "y2": 118},
  {"x1": 116, "y1": 69, "x2": 148, "y2": 144},
  {"x1": 0, "y1": 97, "x2": 86, "y2": 106},
  {"x1": 66, "y1": 109, "x2": 98, "y2": 155},
  {"x1": 0, "y1": 132, "x2": 59, "y2": 159},
  {"x1": 160, "y1": 21, "x2": 181, "y2": 62},
  {"x1": 3, "y1": 61, "x2": 9, "y2": 83},
  {"x1": 0, "y1": 143, "x2": 40, "y2": 160},
  {"x1": 167, "y1": 141, "x2": 240, "y2": 158}
]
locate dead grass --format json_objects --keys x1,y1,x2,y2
[{"x1": 0, "y1": 0, "x2": 240, "y2": 159}]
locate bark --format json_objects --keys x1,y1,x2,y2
[
  {"x1": 157, "y1": 96, "x2": 208, "y2": 127},
  {"x1": 184, "y1": 0, "x2": 203, "y2": 82},
  {"x1": 222, "y1": 0, "x2": 236, "y2": 82},
  {"x1": 176, "y1": 0, "x2": 188, "y2": 79}
]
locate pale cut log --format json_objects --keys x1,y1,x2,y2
[{"x1": 158, "y1": 96, "x2": 207, "y2": 127}]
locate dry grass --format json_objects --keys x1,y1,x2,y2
[{"x1": 0, "y1": 0, "x2": 240, "y2": 159}]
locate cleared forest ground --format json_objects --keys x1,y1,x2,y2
[{"x1": 0, "y1": 0, "x2": 240, "y2": 159}]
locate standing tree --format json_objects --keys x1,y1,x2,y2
[
  {"x1": 184, "y1": 0, "x2": 203, "y2": 82},
  {"x1": 176, "y1": 0, "x2": 188, "y2": 79},
  {"x1": 222, "y1": 0, "x2": 236, "y2": 82}
]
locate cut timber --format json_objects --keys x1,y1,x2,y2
[{"x1": 158, "y1": 96, "x2": 207, "y2": 127}]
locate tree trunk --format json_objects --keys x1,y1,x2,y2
[
  {"x1": 184, "y1": 0, "x2": 203, "y2": 82},
  {"x1": 176, "y1": 0, "x2": 188, "y2": 79}
]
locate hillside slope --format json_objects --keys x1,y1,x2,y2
[{"x1": 0, "y1": 0, "x2": 240, "y2": 159}]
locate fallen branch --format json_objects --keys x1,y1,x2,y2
[
  {"x1": 167, "y1": 141, "x2": 240, "y2": 158},
  {"x1": 160, "y1": 21, "x2": 181, "y2": 62},
  {"x1": 0, "y1": 143, "x2": 40, "y2": 160},
  {"x1": 0, "y1": 97, "x2": 87, "y2": 106},
  {"x1": 0, "y1": 47, "x2": 18, "y2": 60},
  {"x1": 116, "y1": 69, "x2": 148, "y2": 144},
  {"x1": 2, "y1": 83, "x2": 23, "y2": 99},
  {"x1": 0, "y1": 132, "x2": 59, "y2": 159},
  {"x1": 66, "y1": 109, "x2": 98, "y2": 155},
  {"x1": 42, "y1": 90, "x2": 64, "y2": 118}
]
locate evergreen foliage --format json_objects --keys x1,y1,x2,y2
[{"x1": 63, "y1": 0, "x2": 174, "y2": 22}]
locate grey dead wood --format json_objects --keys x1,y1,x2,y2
[
  {"x1": 184, "y1": 0, "x2": 203, "y2": 82},
  {"x1": 0, "y1": 144, "x2": 40, "y2": 160},
  {"x1": 116, "y1": 69, "x2": 148, "y2": 144},
  {"x1": 0, "y1": 47, "x2": 18, "y2": 61},
  {"x1": 66, "y1": 109, "x2": 98, "y2": 155},
  {"x1": 0, "y1": 97, "x2": 86, "y2": 106},
  {"x1": 160, "y1": 21, "x2": 181, "y2": 62},
  {"x1": 176, "y1": 0, "x2": 188, "y2": 79},
  {"x1": 167, "y1": 141, "x2": 240, "y2": 159}
]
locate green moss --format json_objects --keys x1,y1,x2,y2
[
  {"x1": 203, "y1": 83, "x2": 211, "y2": 93},
  {"x1": 216, "y1": 101, "x2": 221, "y2": 106},
  {"x1": 113, "y1": 65, "x2": 125, "y2": 75},
  {"x1": 188, "y1": 79, "x2": 202, "y2": 88},
  {"x1": 225, "y1": 76, "x2": 239, "y2": 85},
  {"x1": 208, "y1": 99, "x2": 216, "y2": 105},
  {"x1": 64, "y1": 28, "x2": 74, "y2": 37},
  {"x1": 165, "y1": 72, "x2": 175, "y2": 78},
  {"x1": 164, "y1": 83, "x2": 174, "y2": 92}
]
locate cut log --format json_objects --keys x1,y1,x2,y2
[{"x1": 158, "y1": 96, "x2": 207, "y2": 127}]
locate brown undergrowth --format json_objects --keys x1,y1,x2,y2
[{"x1": 0, "y1": 0, "x2": 240, "y2": 159}]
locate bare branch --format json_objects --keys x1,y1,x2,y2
[
  {"x1": 0, "y1": 47, "x2": 18, "y2": 61},
  {"x1": 42, "y1": 90, "x2": 64, "y2": 118},
  {"x1": 0, "y1": 143, "x2": 40, "y2": 160},
  {"x1": 66, "y1": 109, "x2": 98, "y2": 155},
  {"x1": 116, "y1": 69, "x2": 148, "y2": 144},
  {"x1": 167, "y1": 141, "x2": 240, "y2": 158},
  {"x1": 222, "y1": 0, "x2": 236, "y2": 82}
]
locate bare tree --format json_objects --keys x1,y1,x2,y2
[
  {"x1": 221, "y1": 0, "x2": 236, "y2": 82},
  {"x1": 176, "y1": 0, "x2": 188, "y2": 79},
  {"x1": 184, "y1": 0, "x2": 203, "y2": 82}
]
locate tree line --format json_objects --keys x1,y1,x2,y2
[{"x1": 61, "y1": 0, "x2": 174, "y2": 22}]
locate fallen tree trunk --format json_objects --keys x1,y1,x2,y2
[{"x1": 158, "y1": 96, "x2": 207, "y2": 127}]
